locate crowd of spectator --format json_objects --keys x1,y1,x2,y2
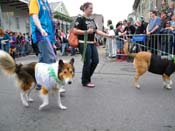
[
  {"x1": 0, "y1": 28, "x2": 79, "y2": 60},
  {"x1": 105, "y1": 0, "x2": 175, "y2": 62},
  {"x1": 0, "y1": 29, "x2": 32, "y2": 59},
  {"x1": 1, "y1": 1, "x2": 175, "y2": 62},
  {"x1": 55, "y1": 29, "x2": 77, "y2": 56}
]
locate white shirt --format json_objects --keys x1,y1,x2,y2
[
  {"x1": 108, "y1": 29, "x2": 115, "y2": 36},
  {"x1": 35, "y1": 62, "x2": 60, "y2": 90}
]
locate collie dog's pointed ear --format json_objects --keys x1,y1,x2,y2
[
  {"x1": 59, "y1": 59, "x2": 64, "y2": 67},
  {"x1": 70, "y1": 58, "x2": 75, "y2": 65}
]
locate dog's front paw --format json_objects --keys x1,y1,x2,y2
[
  {"x1": 27, "y1": 98, "x2": 34, "y2": 102},
  {"x1": 163, "y1": 82, "x2": 167, "y2": 86},
  {"x1": 39, "y1": 105, "x2": 45, "y2": 111},
  {"x1": 164, "y1": 85, "x2": 172, "y2": 90},
  {"x1": 59, "y1": 105, "x2": 67, "y2": 110},
  {"x1": 39, "y1": 106, "x2": 43, "y2": 111},
  {"x1": 59, "y1": 88, "x2": 66, "y2": 93},
  {"x1": 135, "y1": 84, "x2": 140, "y2": 89},
  {"x1": 39, "y1": 103, "x2": 48, "y2": 110},
  {"x1": 23, "y1": 102, "x2": 29, "y2": 107}
]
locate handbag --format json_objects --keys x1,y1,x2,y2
[{"x1": 68, "y1": 28, "x2": 78, "y2": 48}]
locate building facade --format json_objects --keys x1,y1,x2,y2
[
  {"x1": 0, "y1": 0, "x2": 29, "y2": 33},
  {"x1": 0, "y1": 0, "x2": 71, "y2": 33},
  {"x1": 50, "y1": 1, "x2": 72, "y2": 33},
  {"x1": 92, "y1": 14, "x2": 104, "y2": 31},
  {"x1": 0, "y1": 4, "x2": 3, "y2": 28}
]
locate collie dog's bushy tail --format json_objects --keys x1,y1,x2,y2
[{"x1": 0, "y1": 50, "x2": 16, "y2": 75}]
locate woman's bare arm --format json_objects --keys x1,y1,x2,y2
[{"x1": 96, "y1": 30, "x2": 111, "y2": 38}]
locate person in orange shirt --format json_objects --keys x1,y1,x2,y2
[{"x1": 29, "y1": 0, "x2": 56, "y2": 64}]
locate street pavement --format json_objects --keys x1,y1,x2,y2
[{"x1": 1, "y1": 47, "x2": 175, "y2": 131}]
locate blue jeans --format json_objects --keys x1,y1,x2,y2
[
  {"x1": 37, "y1": 40, "x2": 56, "y2": 64},
  {"x1": 78, "y1": 43, "x2": 99, "y2": 85},
  {"x1": 61, "y1": 43, "x2": 67, "y2": 56},
  {"x1": 21, "y1": 44, "x2": 26, "y2": 56},
  {"x1": 1, "y1": 44, "x2": 10, "y2": 53},
  {"x1": 70, "y1": 46, "x2": 75, "y2": 55}
]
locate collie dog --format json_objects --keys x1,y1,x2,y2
[{"x1": 0, "y1": 50, "x2": 75, "y2": 110}]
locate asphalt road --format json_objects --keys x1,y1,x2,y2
[{"x1": 0, "y1": 48, "x2": 175, "y2": 131}]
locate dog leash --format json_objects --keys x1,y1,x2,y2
[
  {"x1": 43, "y1": 36, "x2": 64, "y2": 85},
  {"x1": 82, "y1": 31, "x2": 88, "y2": 63},
  {"x1": 131, "y1": 43, "x2": 175, "y2": 64},
  {"x1": 45, "y1": 31, "x2": 88, "y2": 63},
  {"x1": 44, "y1": 36, "x2": 58, "y2": 60}
]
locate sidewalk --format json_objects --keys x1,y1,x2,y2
[{"x1": 16, "y1": 46, "x2": 135, "y2": 76}]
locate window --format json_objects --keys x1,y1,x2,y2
[
  {"x1": 0, "y1": 17, "x2": 2, "y2": 27},
  {"x1": 149, "y1": 0, "x2": 154, "y2": 10},
  {"x1": 0, "y1": 7, "x2": 2, "y2": 27},
  {"x1": 60, "y1": 7, "x2": 63, "y2": 13},
  {"x1": 26, "y1": 19, "x2": 30, "y2": 33},
  {"x1": 16, "y1": 17, "x2": 20, "y2": 29}
]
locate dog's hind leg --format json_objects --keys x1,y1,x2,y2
[
  {"x1": 20, "y1": 91, "x2": 29, "y2": 107},
  {"x1": 57, "y1": 87, "x2": 67, "y2": 110},
  {"x1": 162, "y1": 75, "x2": 167, "y2": 86},
  {"x1": 17, "y1": 72, "x2": 35, "y2": 106},
  {"x1": 18, "y1": 80, "x2": 30, "y2": 107},
  {"x1": 26, "y1": 82, "x2": 36, "y2": 102},
  {"x1": 39, "y1": 87, "x2": 49, "y2": 110},
  {"x1": 163, "y1": 74, "x2": 172, "y2": 90}
]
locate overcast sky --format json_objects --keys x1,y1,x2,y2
[{"x1": 49, "y1": 0, "x2": 134, "y2": 26}]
